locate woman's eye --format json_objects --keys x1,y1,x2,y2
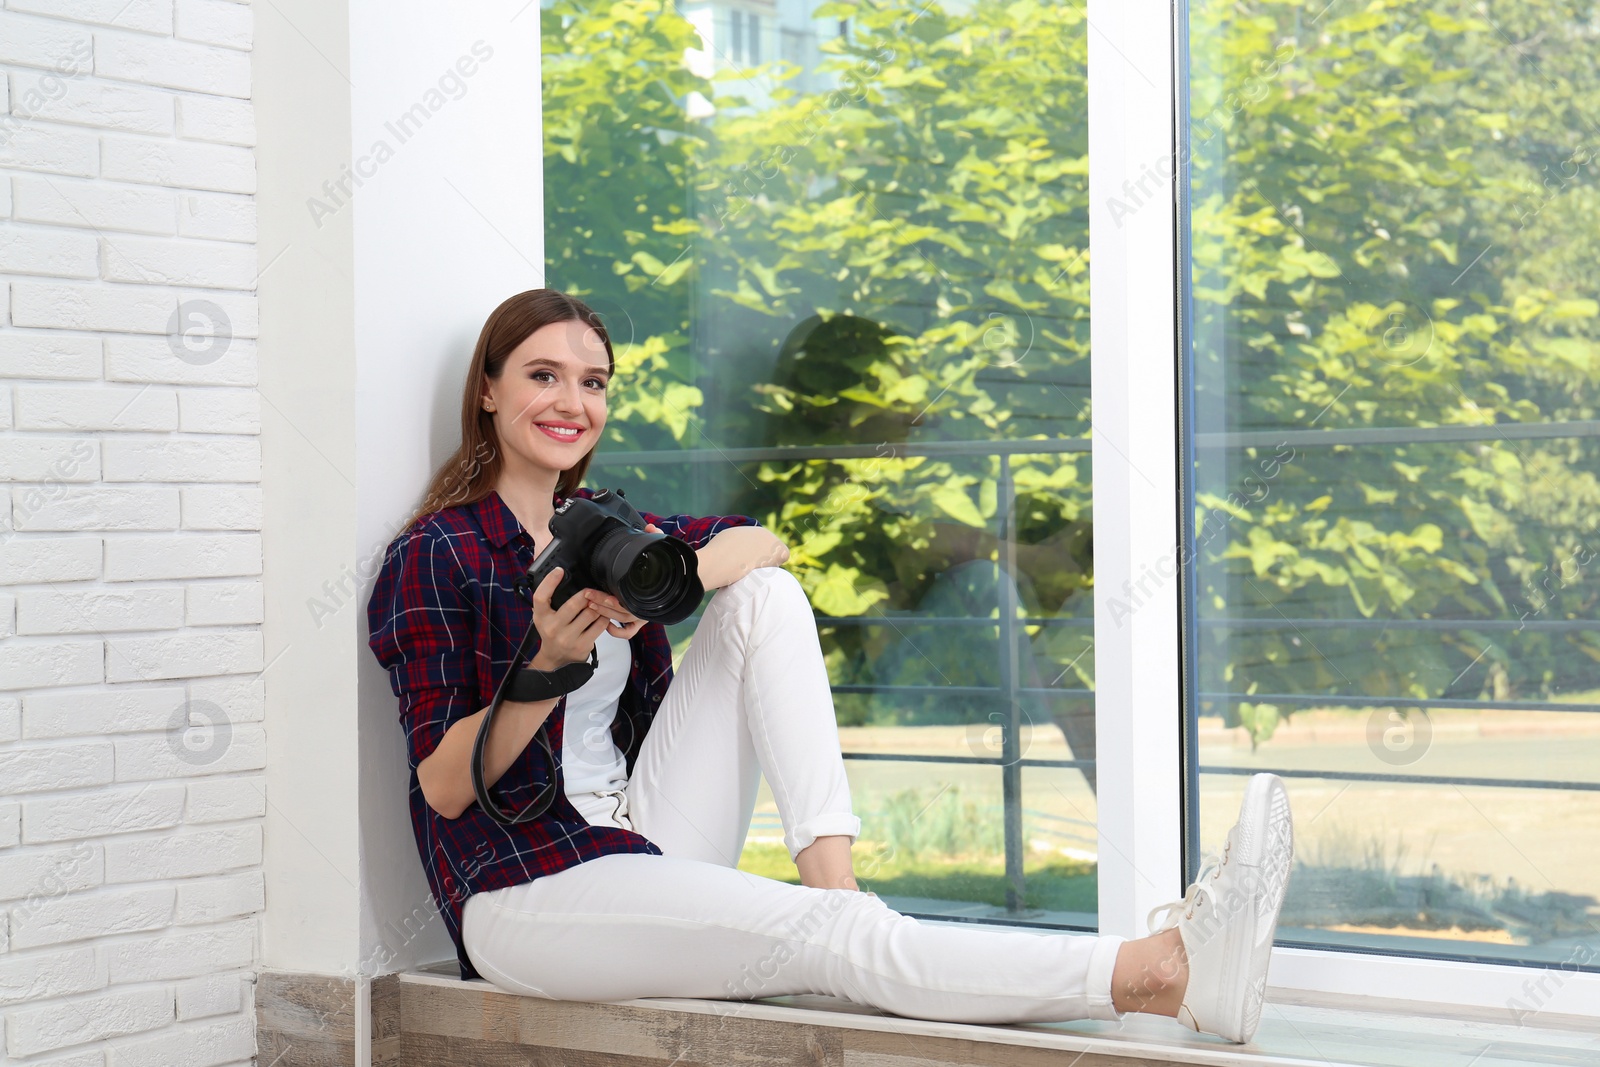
[{"x1": 530, "y1": 369, "x2": 606, "y2": 390}]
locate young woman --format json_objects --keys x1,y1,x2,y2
[{"x1": 367, "y1": 288, "x2": 1295, "y2": 1043}]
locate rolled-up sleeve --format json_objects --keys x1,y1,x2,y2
[
  {"x1": 641, "y1": 509, "x2": 763, "y2": 551},
  {"x1": 367, "y1": 524, "x2": 480, "y2": 772}
]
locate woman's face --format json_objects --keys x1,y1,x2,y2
[{"x1": 482, "y1": 319, "x2": 610, "y2": 478}]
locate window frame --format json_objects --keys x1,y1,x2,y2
[
  {"x1": 1085, "y1": 0, "x2": 1187, "y2": 943},
  {"x1": 1085, "y1": 0, "x2": 1600, "y2": 1018}
]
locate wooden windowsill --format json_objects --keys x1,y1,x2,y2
[{"x1": 398, "y1": 961, "x2": 1597, "y2": 1067}]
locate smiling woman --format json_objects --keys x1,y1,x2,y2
[
  {"x1": 408, "y1": 289, "x2": 614, "y2": 526},
  {"x1": 478, "y1": 319, "x2": 613, "y2": 530},
  {"x1": 364, "y1": 285, "x2": 1299, "y2": 1042}
]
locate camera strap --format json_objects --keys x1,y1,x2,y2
[
  {"x1": 504, "y1": 645, "x2": 598, "y2": 702},
  {"x1": 469, "y1": 616, "x2": 598, "y2": 826}
]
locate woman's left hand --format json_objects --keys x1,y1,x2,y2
[{"x1": 582, "y1": 522, "x2": 662, "y2": 639}]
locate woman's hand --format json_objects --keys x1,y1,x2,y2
[
  {"x1": 528, "y1": 565, "x2": 612, "y2": 670},
  {"x1": 581, "y1": 589, "x2": 648, "y2": 640}
]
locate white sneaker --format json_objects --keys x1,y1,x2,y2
[{"x1": 1147, "y1": 773, "x2": 1294, "y2": 1044}]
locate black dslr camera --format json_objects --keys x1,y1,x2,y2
[
  {"x1": 475, "y1": 488, "x2": 704, "y2": 825},
  {"x1": 525, "y1": 488, "x2": 705, "y2": 626}
]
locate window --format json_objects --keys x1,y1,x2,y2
[
  {"x1": 726, "y1": 8, "x2": 762, "y2": 67},
  {"x1": 540, "y1": 0, "x2": 1600, "y2": 1002},
  {"x1": 541, "y1": 0, "x2": 1098, "y2": 928},
  {"x1": 1184, "y1": 0, "x2": 1599, "y2": 969},
  {"x1": 780, "y1": 27, "x2": 808, "y2": 69}
]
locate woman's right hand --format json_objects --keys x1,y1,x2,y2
[{"x1": 528, "y1": 566, "x2": 611, "y2": 671}]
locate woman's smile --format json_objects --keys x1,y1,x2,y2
[{"x1": 535, "y1": 422, "x2": 586, "y2": 442}]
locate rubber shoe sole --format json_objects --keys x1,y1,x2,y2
[
  {"x1": 1213, "y1": 772, "x2": 1294, "y2": 1042},
  {"x1": 1157, "y1": 772, "x2": 1295, "y2": 1043}
]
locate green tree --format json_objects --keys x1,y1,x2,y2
[
  {"x1": 696, "y1": 0, "x2": 1096, "y2": 726},
  {"x1": 542, "y1": 0, "x2": 714, "y2": 456},
  {"x1": 1187, "y1": 0, "x2": 1600, "y2": 732},
  {"x1": 542, "y1": 0, "x2": 1600, "y2": 742}
]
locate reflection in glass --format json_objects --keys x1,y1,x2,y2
[
  {"x1": 1184, "y1": 0, "x2": 1600, "y2": 965},
  {"x1": 542, "y1": 0, "x2": 1096, "y2": 922}
]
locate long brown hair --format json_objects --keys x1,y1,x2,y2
[{"x1": 409, "y1": 288, "x2": 615, "y2": 526}]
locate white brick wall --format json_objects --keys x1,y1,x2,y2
[{"x1": 1, "y1": 2, "x2": 262, "y2": 1060}]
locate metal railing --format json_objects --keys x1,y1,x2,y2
[{"x1": 593, "y1": 428, "x2": 1600, "y2": 911}]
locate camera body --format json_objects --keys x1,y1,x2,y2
[{"x1": 525, "y1": 488, "x2": 705, "y2": 626}]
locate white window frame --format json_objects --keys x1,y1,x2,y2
[{"x1": 1085, "y1": 0, "x2": 1600, "y2": 1020}]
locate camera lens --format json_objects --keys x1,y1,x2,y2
[
  {"x1": 629, "y1": 545, "x2": 672, "y2": 597},
  {"x1": 590, "y1": 525, "x2": 704, "y2": 624}
]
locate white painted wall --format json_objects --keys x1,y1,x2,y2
[
  {"x1": 256, "y1": 0, "x2": 544, "y2": 994},
  {"x1": 0, "y1": 0, "x2": 260, "y2": 1059},
  {"x1": 255, "y1": 0, "x2": 361, "y2": 989},
  {"x1": 349, "y1": 0, "x2": 543, "y2": 979}
]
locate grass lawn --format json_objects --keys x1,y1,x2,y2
[{"x1": 737, "y1": 841, "x2": 1098, "y2": 913}]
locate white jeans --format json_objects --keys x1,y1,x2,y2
[{"x1": 461, "y1": 566, "x2": 1125, "y2": 1024}]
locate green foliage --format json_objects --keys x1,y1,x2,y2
[
  {"x1": 871, "y1": 783, "x2": 1003, "y2": 861},
  {"x1": 737, "y1": 839, "x2": 1098, "y2": 913},
  {"x1": 1189, "y1": 0, "x2": 1600, "y2": 728},
  {"x1": 697, "y1": 0, "x2": 1098, "y2": 691},
  {"x1": 738, "y1": 781, "x2": 1098, "y2": 912},
  {"x1": 544, "y1": 0, "x2": 1600, "y2": 741},
  {"x1": 1235, "y1": 701, "x2": 1282, "y2": 751},
  {"x1": 541, "y1": 0, "x2": 714, "y2": 456}
]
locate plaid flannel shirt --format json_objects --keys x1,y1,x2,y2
[{"x1": 366, "y1": 485, "x2": 762, "y2": 980}]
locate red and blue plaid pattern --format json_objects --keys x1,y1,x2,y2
[{"x1": 366, "y1": 485, "x2": 763, "y2": 980}]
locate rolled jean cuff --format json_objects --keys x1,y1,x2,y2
[
  {"x1": 786, "y1": 813, "x2": 863, "y2": 859},
  {"x1": 1085, "y1": 932, "x2": 1127, "y2": 1021}
]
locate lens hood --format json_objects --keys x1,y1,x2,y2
[{"x1": 526, "y1": 489, "x2": 705, "y2": 626}]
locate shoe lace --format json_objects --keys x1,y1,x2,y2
[{"x1": 1145, "y1": 833, "x2": 1233, "y2": 933}]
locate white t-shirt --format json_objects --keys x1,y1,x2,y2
[{"x1": 561, "y1": 630, "x2": 633, "y2": 828}]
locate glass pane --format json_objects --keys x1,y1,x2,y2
[
  {"x1": 1023, "y1": 763, "x2": 1099, "y2": 927},
  {"x1": 1184, "y1": 0, "x2": 1600, "y2": 966},
  {"x1": 543, "y1": 0, "x2": 1096, "y2": 925},
  {"x1": 741, "y1": 750, "x2": 1100, "y2": 927}
]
